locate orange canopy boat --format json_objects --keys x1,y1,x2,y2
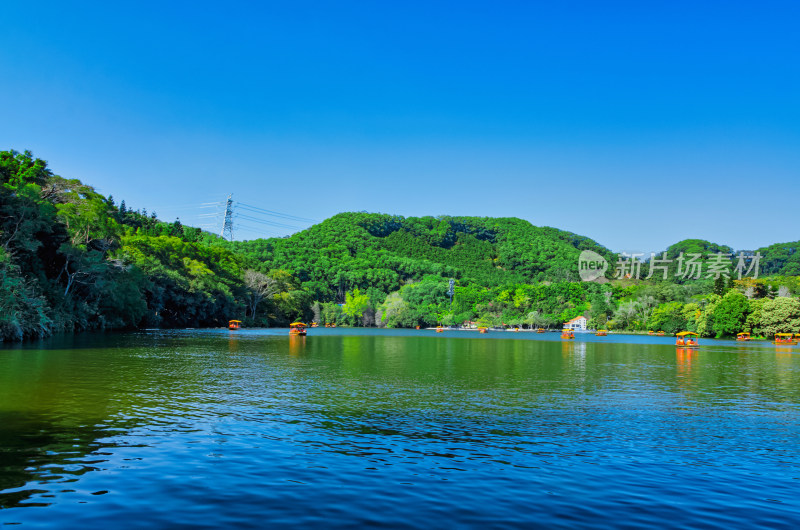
[
  {"x1": 289, "y1": 322, "x2": 307, "y2": 336},
  {"x1": 676, "y1": 331, "x2": 699, "y2": 347}
]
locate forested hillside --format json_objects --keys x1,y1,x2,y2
[
  {"x1": 0, "y1": 150, "x2": 309, "y2": 340},
  {"x1": 2, "y1": 148, "x2": 800, "y2": 342},
  {"x1": 231, "y1": 212, "x2": 616, "y2": 300}
]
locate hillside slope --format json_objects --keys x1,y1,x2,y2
[{"x1": 232, "y1": 212, "x2": 615, "y2": 301}]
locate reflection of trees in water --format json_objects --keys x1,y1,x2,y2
[{"x1": 0, "y1": 411, "x2": 131, "y2": 509}]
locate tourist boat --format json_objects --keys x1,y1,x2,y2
[
  {"x1": 536, "y1": 328, "x2": 546, "y2": 334},
  {"x1": 311, "y1": 322, "x2": 318, "y2": 327},
  {"x1": 676, "y1": 331, "x2": 699, "y2": 347},
  {"x1": 596, "y1": 329, "x2": 608, "y2": 336},
  {"x1": 648, "y1": 331, "x2": 655, "y2": 336},
  {"x1": 513, "y1": 327, "x2": 520, "y2": 332},
  {"x1": 436, "y1": 326, "x2": 444, "y2": 333},
  {"x1": 773, "y1": 333, "x2": 796, "y2": 345},
  {"x1": 228, "y1": 320, "x2": 241, "y2": 330},
  {"x1": 561, "y1": 329, "x2": 575, "y2": 340},
  {"x1": 736, "y1": 332, "x2": 751, "y2": 341},
  {"x1": 289, "y1": 322, "x2": 307, "y2": 336},
  {"x1": 478, "y1": 327, "x2": 488, "y2": 334},
  {"x1": 657, "y1": 331, "x2": 666, "y2": 336}
]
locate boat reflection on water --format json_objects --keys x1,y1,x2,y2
[
  {"x1": 676, "y1": 347, "x2": 698, "y2": 382},
  {"x1": 288, "y1": 333, "x2": 307, "y2": 356},
  {"x1": 228, "y1": 332, "x2": 240, "y2": 352}
]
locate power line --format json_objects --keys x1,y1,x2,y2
[
  {"x1": 170, "y1": 195, "x2": 319, "y2": 241},
  {"x1": 234, "y1": 223, "x2": 285, "y2": 236},
  {"x1": 234, "y1": 214, "x2": 301, "y2": 231},
  {"x1": 236, "y1": 202, "x2": 316, "y2": 223}
]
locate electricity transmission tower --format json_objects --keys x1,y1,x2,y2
[{"x1": 221, "y1": 194, "x2": 234, "y2": 241}]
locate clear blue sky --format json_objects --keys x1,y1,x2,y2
[{"x1": 1, "y1": 1, "x2": 798, "y2": 252}]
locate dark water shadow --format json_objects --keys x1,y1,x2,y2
[{"x1": 0, "y1": 411, "x2": 137, "y2": 509}]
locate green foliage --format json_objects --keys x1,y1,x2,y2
[
  {"x1": 647, "y1": 302, "x2": 687, "y2": 335},
  {"x1": 321, "y1": 302, "x2": 345, "y2": 326},
  {"x1": 713, "y1": 275, "x2": 727, "y2": 296},
  {"x1": 757, "y1": 241, "x2": 800, "y2": 276},
  {"x1": 681, "y1": 303, "x2": 701, "y2": 332},
  {"x1": 695, "y1": 294, "x2": 721, "y2": 337},
  {"x1": 0, "y1": 149, "x2": 310, "y2": 340},
  {"x1": 115, "y1": 235, "x2": 245, "y2": 327},
  {"x1": 342, "y1": 288, "x2": 370, "y2": 324},
  {"x1": 744, "y1": 298, "x2": 766, "y2": 335},
  {"x1": 758, "y1": 297, "x2": 800, "y2": 337},
  {"x1": 711, "y1": 291, "x2": 750, "y2": 337},
  {"x1": 231, "y1": 212, "x2": 614, "y2": 298},
  {"x1": 666, "y1": 239, "x2": 733, "y2": 258},
  {"x1": 0, "y1": 254, "x2": 51, "y2": 340}
]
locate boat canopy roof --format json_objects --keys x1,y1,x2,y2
[
  {"x1": 775, "y1": 333, "x2": 794, "y2": 337},
  {"x1": 676, "y1": 331, "x2": 698, "y2": 337},
  {"x1": 290, "y1": 322, "x2": 306, "y2": 327},
  {"x1": 229, "y1": 320, "x2": 241, "y2": 323},
  {"x1": 737, "y1": 332, "x2": 750, "y2": 336},
  {"x1": 597, "y1": 329, "x2": 608, "y2": 332}
]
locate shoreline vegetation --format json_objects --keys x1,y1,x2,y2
[{"x1": 3, "y1": 149, "x2": 800, "y2": 343}]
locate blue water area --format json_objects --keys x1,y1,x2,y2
[{"x1": 1, "y1": 329, "x2": 799, "y2": 528}]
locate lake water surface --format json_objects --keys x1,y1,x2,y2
[{"x1": 1, "y1": 329, "x2": 800, "y2": 528}]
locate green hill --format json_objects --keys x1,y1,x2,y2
[
  {"x1": 655, "y1": 238, "x2": 798, "y2": 279},
  {"x1": 231, "y1": 212, "x2": 616, "y2": 301},
  {"x1": 755, "y1": 241, "x2": 800, "y2": 276}
]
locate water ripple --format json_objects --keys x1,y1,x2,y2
[{"x1": 2, "y1": 331, "x2": 800, "y2": 528}]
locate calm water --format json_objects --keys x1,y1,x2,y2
[{"x1": 1, "y1": 329, "x2": 800, "y2": 528}]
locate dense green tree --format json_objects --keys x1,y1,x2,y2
[
  {"x1": 713, "y1": 275, "x2": 727, "y2": 296},
  {"x1": 759, "y1": 297, "x2": 800, "y2": 337},
  {"x1": 711, "y1": 291, "x2": 750, "y2": 337},
  {"x1": 647, "y1": 302, "x2": 687, "y2": 335},
  {"x1": 342, "y1": 288, "x2": 370, "y2": 325},
  {"x1": 744, "y1": 298, "x2": 766, "y2": 336}
]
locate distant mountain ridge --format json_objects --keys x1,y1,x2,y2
[
  {"x1": 234, "y1": 215, "x2": 799, "y2": 300},
  {"x1": 232, "y1": 212, "x2": 616, "y2": 300}
]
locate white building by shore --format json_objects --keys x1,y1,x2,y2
[{"x1": 564, "y1": 316, "x2": 587, "y2": 331}]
